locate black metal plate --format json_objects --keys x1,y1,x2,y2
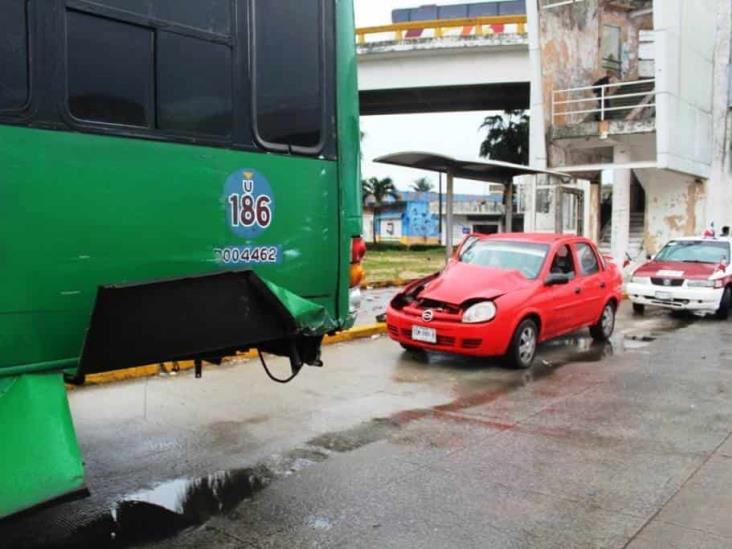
[{"x1": 78, "y1": 271, "x2": 297, "y2": 375}]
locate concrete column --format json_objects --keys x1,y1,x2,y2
[
  {"x1": 504, "y1": 180, "x2": 513, "y2": 232},
  {"x1": 611, "y1": 147, "x2": 631, "y2": 264},
  {"x1": 527, "y1": 0, "x2": 547, "y2": 169},
  {"x1": 522, "y1": 175, "x2": 537, "y2": 232},
  {"x1": 446, "y1": 172, "x2": 454, "y2": 260}
]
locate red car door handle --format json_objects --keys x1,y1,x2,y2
[
  {"x1": 574, "y1": 287, "x2": 581, "y2": 294},
  {"x1": 600, "y1": 282, "x2": 606, "y2": 289}
]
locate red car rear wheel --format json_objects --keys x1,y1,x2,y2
[{"x1": 590, "y1": 302, "x2": 616, "y2": 341}]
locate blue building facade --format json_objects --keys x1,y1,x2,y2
[{"x1": 367, "y1": 192, "x2": 504, "y2": 245}]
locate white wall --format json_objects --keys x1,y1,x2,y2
[
  {"x1": 441, "y1": 214, "x2": 475, "y2": 246},
  {"x1": 362, "y1": 211, "x2": 374, "y2": 241},
  {"x1": 654, "y1": 0, "x2": 716, "y2": 178},
  {"x1": 635, "y1": 168, "x2": 707, "y2": 253},
  {"x1": 707, "y1": 0, "x2": 732, "y2": 231},
  {"x1": 379, "y1": 218, "x2": 403, "y2": 241}
]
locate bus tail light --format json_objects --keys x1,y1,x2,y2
[{"x1": 350, "y1": 237, "x2": 366, "y2": 288}]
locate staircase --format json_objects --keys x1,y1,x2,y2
[
  {"x1": 598, "y1": 211, "x2": 645, "y2": 260},
  {"x1": 605, "y1": 79, "x2": 655, "y2": 120},
  {"x1": 582, "y1": 78, "x2": 656, "y2": 123}
]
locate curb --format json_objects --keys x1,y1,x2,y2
[
  {"x1": 361, "y1": 279, "x2": 413, "y2": 289},
  {"x1": 79, "y1": 323, "x2": 388, "y2": 387}
]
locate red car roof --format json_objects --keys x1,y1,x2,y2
[{"x1": 476, "y1": 232, "x2": 585, "y2": 244}]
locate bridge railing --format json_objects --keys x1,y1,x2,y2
[{"x1": 356, "y1": 15, "x2": 527, "y2": 45}]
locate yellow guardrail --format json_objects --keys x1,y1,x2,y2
[{"x1": 356, "y1": 15, "x2": 527, "y2": 44}]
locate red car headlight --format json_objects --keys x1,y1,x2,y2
[{"x1": 462, "y1": 301, "x2": 497, "y2": 323}]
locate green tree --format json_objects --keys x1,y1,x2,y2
[
  {"x1": 361, "y1": 176, "x2": 400, "y2": 243},
  {"x1": 411, "y1": 177, "x2": 433, "y2": 193},
  {"x1": 479, "y1": 110, "x2": 529, "y2": 165}
]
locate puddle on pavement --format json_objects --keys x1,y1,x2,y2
[
  {"x1": 45, "y1": 448, "x2": 330, "y2": 548},
  {"x1": 394, "y1": 309, "x2": 693, "y2": 383}
]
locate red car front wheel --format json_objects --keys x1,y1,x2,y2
[{"x1": 507, "y1": 318, "x2": 538, "y2": 369}]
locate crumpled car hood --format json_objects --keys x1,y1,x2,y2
[{"x1": 416, "y1": 261, "x2": 532, "y2": 306}]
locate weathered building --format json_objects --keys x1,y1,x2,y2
[{"x1": 527, "y1": 0, "x2": 732, "y2": 263}]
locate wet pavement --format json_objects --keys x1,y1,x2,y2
[
  {"x1": 2, "y1": 303, "x2": 732, "y2": 548},
  {"x1": 354, "y1": 286, "x2": 398, "y2": 326}
]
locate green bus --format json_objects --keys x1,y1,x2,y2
[{"x1": 0, "y1": 0, "x2": 363, "y2": 518}]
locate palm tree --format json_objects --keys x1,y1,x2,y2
[
  {"x1": 479, "y1": 110, "x2": 529, "y2": 165},
  {"x1": 411, "y1": 177, "x2": 433, "y2": 193},
  {"x1": 361, "y1": 176, "x2": 400, "y2": 243}
]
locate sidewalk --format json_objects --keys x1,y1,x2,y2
[{"x1": 628, "y1": 433, "x2": 732, "y2": 547}]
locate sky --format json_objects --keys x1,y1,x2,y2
[{"x1": 355, "y1": 0, "x2": 500, "y2": 195}]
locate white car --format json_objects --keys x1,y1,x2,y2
[{"x1": 626, "y1": 237, "x2": 732, "y2": 318}]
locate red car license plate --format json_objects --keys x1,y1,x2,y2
[{"x1": 412, "y1": 326, "x2": 436, "y2": 343}]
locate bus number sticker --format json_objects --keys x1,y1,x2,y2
[
  {"x1": 224, "y1": 169, "x2": 275, "y2": 239},
  {"x1": 215, "y1": 246, "x2": 282, "y2": 265}
]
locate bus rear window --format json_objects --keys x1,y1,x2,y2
[
  {"x1": 92, "y1": 0, "x2": 232, "y2": 35},
  {"x1": 0, "y1": 0, "x2": 29, "y2": 110},
  {"x1": 67, "y1": 11, "x2": 153, "y2": 127},
  {"x1": 157, "y1": 32, "x2": 233, "y2": 136},
  {"x1": 252, "y1": 0, "x2": 324, "y2": 152}
]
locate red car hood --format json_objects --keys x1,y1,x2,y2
[
  {"x1": 634, "y1": 260, "x2": 718, "y2": 279},
  {"x1": 417, "y1": 261, "x2": 532, "y2": 305}
]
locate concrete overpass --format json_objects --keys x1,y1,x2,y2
[{"x1": 357, "y1": 16, "x2": 531, "y2": 115}]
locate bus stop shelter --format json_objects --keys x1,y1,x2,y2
[{"x1": 374, "y1": 152, "x2": 573, "y2": 259}]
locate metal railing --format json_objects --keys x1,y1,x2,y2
[
  {"x1": 541, "y1": 0, "x2": 586, "y2": 9},
  {"x1": 356, "y1": 15, "x2": 527, "y2": 45},
  {"x1": 552, "y1": 79, "x2": 656, "y2": 124}
]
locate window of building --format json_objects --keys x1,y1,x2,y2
[
  {"x1": 602, "y1": 25, "x2": 622, "y2": 73},
  {"x1": 157, "y1": 32, "x2": 232, "y2": 136},
  {"x1": 67, "y1": 10, "x2": 154, "y2": 127},
  {"x1": 252, "y1": 0, "x2": 324, "y2": 152},
  {"x1": 0, "y1": 0, "x2": 29, "y2": 110},
  {"x1": 576, "y1": 243, "x2": 600, "y2": 275},
  {"x1": 536, "y1": 187, "x2": 553, "y2": 214}
]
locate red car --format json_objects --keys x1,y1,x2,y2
[{"x1": 386, "y1": 233, "x2": 623, "y2": 369}]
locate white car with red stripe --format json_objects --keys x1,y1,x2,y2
[{"x1": 626, "y1": 237, "x2": 732, "y2": 318}]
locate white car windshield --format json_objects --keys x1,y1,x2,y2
[
  {"x1": 459, "y1": 239, "x2": 549, "y2": 280},
  {"x1": 654, "y1": 240, "x2": 730, "y2": 264}
]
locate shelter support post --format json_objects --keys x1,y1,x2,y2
[{"x1": 446, "y1": 172, "x2": 454, "y2": 260}]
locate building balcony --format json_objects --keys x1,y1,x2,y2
[{"x1": 550, "y1": 78, "x2": 656, "y2": 141}]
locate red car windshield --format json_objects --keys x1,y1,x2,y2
[
  {"x1": 459, "y1": 239, "x2": 549, "y2": 280},
  {"x1": 654, "y1": 240, "x2": 730, "y2": 264}
]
